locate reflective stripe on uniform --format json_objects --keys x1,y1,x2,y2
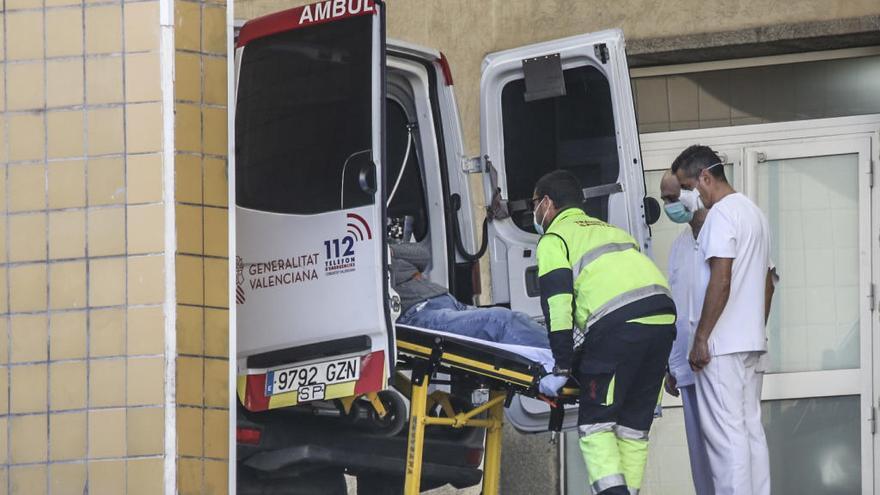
[
  {"x1": 614, "y1": 424, "x2": 649, "y2": 441},
  {"x1": 586, "y1": 284, "x2": 672, "y2": 328},
  {"x1": 578, "y1": 422, "x2": 616, "y2": 437},
  {"x1": 604, "y1": 374, "x2": 616, "y2": 406},
  {"x1": 573, "y1": 242, "x2": 636, "y2": 278},
  {"x1": 628, "y1": 313, "x2": 676, "y2": 325},
  {"x1": 537, "y1": 207, "x2": 672, "y2": 350},
  {"x1": 629, "y1": 488, "x2": 640, "y2": 495},
  {"x1": 592, "y1": 474, "x2": 627, "y2": 493}
]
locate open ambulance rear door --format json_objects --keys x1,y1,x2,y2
[
  {"x1": 233, "y1": 0, "x2": 391, "y2": 412},
  {"x1": 478, "y1": 30, "x2": 652, "y2": 432}
]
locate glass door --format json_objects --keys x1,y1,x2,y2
[{"x1": 744, "y1": 136, "x2": 873, "y2": 494}]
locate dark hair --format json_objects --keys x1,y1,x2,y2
[
  {"x1": 534, "y1": 170, "x2": 583, "y2": 209},
  {"x1": 671, "y1": 145, "x2": 727, "y2": 181}
]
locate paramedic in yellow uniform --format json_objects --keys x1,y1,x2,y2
[{"x1": 533, "y1": 170, "x2": 676, "y2": 495}]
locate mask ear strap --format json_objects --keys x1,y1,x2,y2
[
  {"x1": 701, "y1": 162, "x2": 723, "y2": 177},
  {"x1": 532, "y1": 195, "x2": 547, "y2": 229}
]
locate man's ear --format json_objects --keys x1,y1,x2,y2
[{"x1": 703, "y1": 168, "x2": 717, "y2": 185}]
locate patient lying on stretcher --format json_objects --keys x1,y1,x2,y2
[{"x1": 391, "y1": 243, "x2": 549, "y2": 349}]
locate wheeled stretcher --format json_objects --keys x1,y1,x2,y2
[{"x1": 394, "y1": 324, "x2": 580, "y2": 495}]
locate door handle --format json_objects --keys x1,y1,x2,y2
[{"x1": 358, "y1": 160, "x2": 377, "y2": 194}]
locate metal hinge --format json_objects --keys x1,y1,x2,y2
[
  {"x1": 463, "y1": 155, "x2": 487, "y2": 174},
  {"x1": 594, "y1": 43, "x2": 609, "y2": 64},
  {"x1": 872, "y1": 406, "x2": 877, "y2": 435},
  {"x1": 870, "y1": 159, "x2": 875, "y2": 188},
  {"x1": 870, "y1": 283, "x2": 876, "y2": 312}
]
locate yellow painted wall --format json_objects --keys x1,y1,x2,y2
[
  {"x1": 236, "y1": 0, "x2": 880, "y2": 154},
  {"x1": 173, "y1": 0, "x2": 230, "y2": 492},
  {"x1": 0, "y1": 0, "x2": 167, "y2": 492},
  {"x1": 0, "y1": 0, "x2": 231, "y2": 490}
]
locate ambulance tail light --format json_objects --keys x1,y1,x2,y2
[
  {"x1": 237, "y1": 426, "x2": 263, "y2": 446},
  {"x1": 438, "y1": 52, "x2": 454, "y2": 86}
]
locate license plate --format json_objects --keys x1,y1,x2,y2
[
  {"x1": 297, "y1": 383, "x2": 325, "y2": 402},
  {"x1": 265, "y1": 356, "x2": 361, "y2": 397}
]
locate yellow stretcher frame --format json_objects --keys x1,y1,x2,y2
[
  {"x1": 395, "y1": 326, "x2": 578, "y2": 495},
  {"x1": 403, "y1": 372, "x2": 506, "y2": 495}
]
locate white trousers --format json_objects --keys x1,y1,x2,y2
[
  {"x1": 694, "y1": 352, "x2": 770, "y2": 495},
  {"x1": 680, "y1": 384, "x2": 715, "y2": 495}
]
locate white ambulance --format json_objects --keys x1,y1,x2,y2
[{"x1": 233, "y1": 0, "x2": 659, "y2": 491}]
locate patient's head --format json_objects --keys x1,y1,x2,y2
[{"x1": 532, "y1": 170, "x2": 583, "y2": 230}]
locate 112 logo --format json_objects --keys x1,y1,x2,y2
[{"x1": 324, "y1": 237, "x2": 355, "y2": 259}]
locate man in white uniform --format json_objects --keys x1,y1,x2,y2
[
  {"x1": 658, "y1": 172, "x2": 714, "y2": 495},
  {"x1": 673, "y1": 145, "x2": 776, "y2": 495}
]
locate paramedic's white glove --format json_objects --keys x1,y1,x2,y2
[{"x1": 539, "y1": 374, "x2": 569, "y2": 397}]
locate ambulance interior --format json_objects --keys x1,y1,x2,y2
[
  {"x1": 383, "y1": 61, "x2": 460, "y2": 296},
  {"x1": 499, "y1": 64, "x2": 622, "y2": 230},
  {"x1": 385, "y1": 87, "x2": 431, "y2": 258}
]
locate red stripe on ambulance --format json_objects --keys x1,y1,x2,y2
[
  {"x1": 237, "y1": 0, "x2": 377, "y2": 47},
  {"x1": 243, "y1": 374, "x2": 271, "y2": 411},
  {"x1": 353, "y1": 351, "x2": 384, "y2": 395}
]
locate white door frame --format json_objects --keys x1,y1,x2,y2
[
  {"x1": 634, "y1": 114, "x2": 880, "y2": 493},
  {"x1": 745, "y1": 137, "x2": 872, "y2": 492}
]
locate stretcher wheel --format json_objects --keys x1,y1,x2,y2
[{"x1": 366, "y1": 390, "x2": 407, "y2": 437}]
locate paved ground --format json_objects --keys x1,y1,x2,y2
[
  {"x1": 345, "y1": 475, "x2": 481, "y2": 494},
  {"x1": 343, "y1": 425, "x2": 558, "y2": 494}
]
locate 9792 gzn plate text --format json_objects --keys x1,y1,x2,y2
[{"x1": 265, "y1": 356, "x2": 361, "y2": 396}]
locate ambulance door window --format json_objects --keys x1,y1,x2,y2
[
  {"x1": 386, "y1": 98, "x2": 428, "y2": 241},
  {"x1": 235, "y1": 16, "x2": 374, "y2": 215},
  {"x1": 501, "y1": 65, "x2": 619, "y2": 229}
]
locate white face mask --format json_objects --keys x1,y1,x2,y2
[
  {"x1": 533, "y1": 198, "x2": 548, "y2": 235},
  {"x1": 678, "y1": 188, "x2": 703, "y2": 213}
]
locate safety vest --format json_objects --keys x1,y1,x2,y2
[{"x1": 537, "y1": 208, "x2": 673, "y2": 333}]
